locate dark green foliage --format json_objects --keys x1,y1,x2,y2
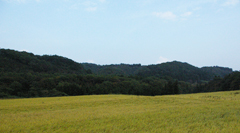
[
  {"x1": 82, "y1": 63, "x2": 142, "y2": 76},
  {"x1": 0, "y1": 72, "x2": 183, "y2": 98},
  {"x1": 0, "y1": 49, "x2": 86, "y2": 74},
  {"x1": 137, "y1": 61, "x2": 213, "y2": 83},
  {"x1": 0, "y1": 48, "x2": 238, "y2": 98},
  {"x1": 82, "y1": 61, "x2": 232, "y2": 83},
  {"x1": 56, "y1": 82, "x2": 84, "y2": 96},
  {"x1": 201, "y1": 66, "x2": 233, "y2": 78},
  {"x1": 203, "y1": 72, "x2": 240, "y2": 92},
  {"x1": 173, "y1": 80, "x2": 179, "y2": 94}
]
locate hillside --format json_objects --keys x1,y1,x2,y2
[
  {"x1": 0, "y1": 49, "x2": 86, "y2": 74},
  {"x1": 137, "y1": 61, "x2": 212, "y2": 82},
  {"x1": 203, "y1": 71, "x2": 240, "y2": 92},
  {"x1": 0, "y1": 48, "x2": 237, "y2": 98},
  {"x1": 82, "y1": 63, "x2": 142, "y2": 75},
  {"x1": 82, "y1": 61, "x2": 233, "y2": 82},
  {"x1": 201, "y1": 66, "x2": 233, "y2": 78},
  {"x1": 1, "y1": 48, "x2": 232, "y2": 82}
]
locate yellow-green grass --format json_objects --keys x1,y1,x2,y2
[{"x1": 1, "y1": 91, "x2": 240, "y2": 132}]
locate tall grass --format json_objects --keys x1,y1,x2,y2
[{"x1": 1, "y1": 91, "x2": 240, "y2": 132}]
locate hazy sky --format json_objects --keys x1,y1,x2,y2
[{"x1": 1, "y1": 0, "x2": 240, "y2": 70}]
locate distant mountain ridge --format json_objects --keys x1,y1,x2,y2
[
  {"x1": 201, "y1": 66, "x2": 233, "y2": 78},
  {"x1": 81, "y1": 63, "x2": 142, "y2": 75},
  {"x1": 82, "y1": 61, "x2": 233, "y2": 82},
  {"x1": 0, "y1": 49, "x2": 86, "y2": 74},
  {"x1": 0, "y1": 48, "x2": 237, "y2": 98},
  {"x1": 0, "y1": 48, "x2": 233, "y2": 83}
]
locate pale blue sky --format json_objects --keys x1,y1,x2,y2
[{"x1": 1, "y1": 0, "x2": 240, "y2": 70}]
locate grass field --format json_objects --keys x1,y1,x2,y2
[{"x1": 1, "y1": 91, "x2": 240, "y2": 132}]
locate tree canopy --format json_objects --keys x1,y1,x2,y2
[{"x1": 0, "y1": 48, "x2": 237, "y2": 98}]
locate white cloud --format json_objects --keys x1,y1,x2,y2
[
  {"x1": 153, "y1": 12, "x2": 176, "y2": 20},
  {"x1": 82, "y1": 1, "x2": 97, "y2": 6},
  {"x1": 82, "y1": 1, "x2": 99, "y2": 11},
  {"x1": 5, "y1": 0, "x2": 26, "y2": 3},
  {"x1": 70, "y1": 3, "x2": 80, "y2": 10},
  {"x1": 193, "y1": 7, "x2": 201, "y2": 11},
  {"x1": 223, "y1": 0, "x2": 239, "y2": 6},
  {"x1": 17, "y1": 0, "x2": 25, "y2": 2},
  {"x1": 70, "y1": 1, "x2": 98, "y2": 11},
  {"x1": 181, "y1": 12, "x2": 192, "y2": 17},
  {"x1": 86, "y1": 60, "x2": 95, "y2": 63},
  {"x1": 157, "y1": 56, "x2": 171, "y2": 64},
  {"x1": 99, "y1": 0, "x2": 106, "y2": 3},
  {"x1": 2, "y1": 0, "x2": 40, "y2": 3},
  {"x1": 85, "y1": 7, "x2": 97, "y2": 12},
  {"x1": 20, "y1": 49, "x2": 28, "y2": 52}
]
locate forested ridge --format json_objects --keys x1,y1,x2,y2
[
  {"x1": 0, "y1": 48, "x2": 87, "y2": 74},
  {"x1": 0, "y1": 48, "x2": 239, "y2": 98},
  {"x1": 82, "y1": 62, "x2": 232, "y2": 83}
]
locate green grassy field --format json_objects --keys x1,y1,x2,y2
[{"x1": 1, "y1": 91, "x2": 240, "y2": 133}]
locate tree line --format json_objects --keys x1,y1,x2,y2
[
  {"x1": 0, "y1": 48, "x2": 239, "y2": 98},
  {"x1": 0, "y1": 73, "x2": 182, "y2": 98}
]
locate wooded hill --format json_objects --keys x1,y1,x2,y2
[
  {"x1": 1, "y1": 48, "x2": 232, "y2": 82},
  {"x1": 0, "y1": 48, "x2": 238, "y2": 98},
  {"x1": 82, "y1": 62, "x2": 232, "y2": 83},
  {"x1": 0, "y1": 49, "x2": 87, "y2": 74}
]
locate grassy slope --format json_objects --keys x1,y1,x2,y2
[{"x1": 1, "y1": 91, "x2": 240, "y2": 132}]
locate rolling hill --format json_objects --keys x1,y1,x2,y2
[
  {"x1": 0, "y1": 49, "x2": 86, "y2": 74},
  {"x1": 1, "y1": 48, "x2": 232, "y2": 82},
  {"x1": 0, "y1": 48, "x2": 237, "y2": 98},
  {"x1": 82, "y1": 61, "x2": 232, "y2": 82}
]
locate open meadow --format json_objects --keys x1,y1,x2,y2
[{"x1": 1, "y1": 91, "x2": 240, "y2": 132}]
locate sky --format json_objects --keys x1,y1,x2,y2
[{"x1": 0, "y1": 0, "x2": 240, "y2": 70}]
